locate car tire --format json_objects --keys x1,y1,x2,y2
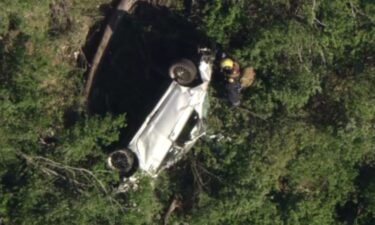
[
  {"x1": 169, "y1": 59, "x2": 197, "y2": 86},
  {"x1": 107, "y1": 149, "x2": 135, "y2": 173}
]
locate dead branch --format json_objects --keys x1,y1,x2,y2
[
  {"x1": 32, "y1": 155, "x2": 108, "y2": 194},
  {"x1": 349, "y1": 1, "x2": 357, "y2": 18},
  {"x1": 238, "y1": 106, "x2": 267, "y2": 120},
  {"x1": 163, "y1": 195, "x2": 181, "y2": 225},
  {"x1": 16, "y1": 151, "x2": 126, "y2": 212},
  {"x1": 190, "y1": 159, "x2": 205, "y2": 192},
  {"x1": 195, "y1": 161, "x2": 223, "y2": 183},
  {"x1": 348, "y1": 1, "x2": 374, "y2": 23},
  {"x1": 311, "y1": 0, "x2": 316, "y2": 21}
]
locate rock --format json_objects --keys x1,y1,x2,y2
[{"x1": 240, "y1": 66, "x2": 256, "y2": 88}]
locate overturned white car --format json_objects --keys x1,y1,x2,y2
[{"x1": 108, "y1": 49, "x2": 214, "y2": 177}]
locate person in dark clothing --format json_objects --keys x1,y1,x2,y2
[{"x1": 220, "y1": 58, "x2": 242, "y2": 107}]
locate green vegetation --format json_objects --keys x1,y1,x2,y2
[{"x1": 1, "y1": 0, "x2": 374, "y2": 224}]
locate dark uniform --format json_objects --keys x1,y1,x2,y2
[
  {"x1": 226, "y1": 76, "x2": 241, "y2": 107},
  {"x1": 225, "y1": 61, "x2": 241, "y2": 107}
]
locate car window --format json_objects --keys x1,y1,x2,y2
[
  {"x1": 157, "y1": 110, "x2": 199, "y2": 172},
  {"x1": 175, "y1": 110, "x2": 199, "y2": 146}
]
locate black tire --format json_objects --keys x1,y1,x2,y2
[
  {"x1": 107, "y1": 149, "x2": 135, "y2": 173},
  {"x1": 169, "y1": 59, "x2": 197, "y2": 86}
]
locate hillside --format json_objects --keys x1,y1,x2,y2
[{"x1": 1, "y1": 0, "x2": 374, "y2": 224}]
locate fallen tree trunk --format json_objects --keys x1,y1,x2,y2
[{"x1": 83, "y1": 0, "x2": 157, "y2": 104}]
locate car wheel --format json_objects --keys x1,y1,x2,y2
[
  {"x1": 107, "y1": 149, "x2": 135, "y2": 173},
  {"x1": 169, "y1": 59, "x2": 197, "y2": 86}
]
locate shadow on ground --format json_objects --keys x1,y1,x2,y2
[
  {"x1": 82, "y1": 2, "x2": 217, "y2": 214},
  {"x1": 86, "y1": 2, "x2": 209, "y2": 145}
]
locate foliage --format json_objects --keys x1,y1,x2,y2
[{"x1": 1, "y1": 0, "x2": 374, "y2": 225}]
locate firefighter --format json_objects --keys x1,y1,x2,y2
[
  {"x1": 220, "y1": 58, "x2": 242, "y2": 107},
  {"x1": 220, "y1": 58, "x2": 256, "y2": 107}
]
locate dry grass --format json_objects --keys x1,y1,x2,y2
[{"x1": 1, "y1": 0, "x2": 111, "y2": 117}]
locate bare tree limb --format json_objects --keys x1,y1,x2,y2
[
  {"x1": 195, "y1": 161, "x2": 223, "y2": 183},
  {"x1": 190, "y1": 159, "x2": 205, "y2": 192},
  {"x1": 349, "y1": 1, "x2": 357, "y2": 18},
  {"x1": 163, "y1": 195, "x2": 181, "y2": 225},
  {"x1": 16, "y1": 151, "x2": 126, "y2": 212}
]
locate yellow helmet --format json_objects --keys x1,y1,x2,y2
[{"x1": 220, "y1": 58, "x2": 234, "y2": 70}]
